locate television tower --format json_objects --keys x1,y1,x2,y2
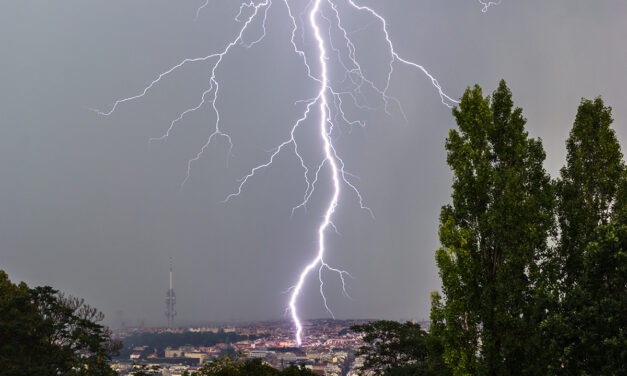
[{"x1": 165, "y1": 258, "x2": 176, "y2": 328}]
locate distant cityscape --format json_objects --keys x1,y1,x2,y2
[
  {"x1": 106, "y1": 259, "x2": 429, "y2": 375},
  {"x1": 111, "y1": 318, "x2": 431, "y2": 376}
]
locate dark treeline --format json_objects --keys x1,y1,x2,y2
[
  {"x1": 352, "y1": 80, "x2": 626, "y2": 376},
  {"x1": 117, "y1": 331, "x2": 265, "y2": 358}
]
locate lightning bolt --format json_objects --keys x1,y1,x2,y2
[
  {"x1": 478, "y1": 0, "x2": 502, "y2": 13},
  {"x1": 96, "y1": 0, "x2": 460, "y2": 346}
]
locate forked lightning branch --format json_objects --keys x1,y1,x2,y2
[{"x1": 97, "y1": 0, "x2": 496, "y2": 345}]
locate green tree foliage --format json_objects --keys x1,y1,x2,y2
[
  {"x1": 277, "y1": 364, "x2": 318, "y2": 376},
  {"x1": 427, "y1": 293, "x2": 452, "y2": 376},
  {"x1": 351, "y1": 320, "x2": 444, "y2": 376},
  {"x1": 0, "y1": 270, "x2": 120, "y2": 376},
  {"x1": 431, "y1": 81, "x2": 555, "y2": 375},
  {"x1": 0, "y1": 271, "x2": 47, "y2": 375},
  {"x1": 189, "y1": 356, "x2": 315, "y2": 376},
  {"x1": 131, "y1": 364, "x2": 161, "y2": 376},
  {"x1": 556, "y1": 97, "x2": 625, "y2": 287},
  {"x1": 572, "y1": 221, "x2": 627, "y2": 374},
  {"x1": 549, "y1": 97, "x2": 627, "y2": 374}
]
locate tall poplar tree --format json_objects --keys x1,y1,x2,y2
[
  {"x1": 556, "y1": 97, "x2": 624, "y2": 287},
  {"x1": 552, "y1": 97, "x2": 626, "y2": 374},
  {"x1": 431, "y1": 81, "x2": 554, "y2": 376}
]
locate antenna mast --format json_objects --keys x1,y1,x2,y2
[{"x1": 165, "y1": 257, "x2": 176, "y2": 328}]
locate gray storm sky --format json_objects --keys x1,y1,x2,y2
[{"x1": 1, "y1": 0, "x2": 626, "y2": 327}]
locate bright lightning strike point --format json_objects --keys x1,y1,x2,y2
[{"x1": 96, "y1": 0, "x2": 460, "y2": 346}]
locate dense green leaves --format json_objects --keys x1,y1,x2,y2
[
  {"x1": 428, "y1": 89, "x2": 625, "y2": 375},
  {"x1": 0, "y1": 270, "x2": 120, "y2": 376},
  {"x1": 350, "y1": 91, "x2": 625, "y2": 376},
  {"x1": 0, "y1": 272, "x2": 47, "y2": 375},
  {"x1": 432, "y1": 81, "x2": 555, "y2": 376},
  {"x1": 573, "y1": 221, "x2": 627, "y2": 374},
  {"x1": 189, "y1": 357, "x2": 315, "y2": 376},
  {"x1": 131, "y1": 364, "x2": 162, "y2": 376},
  {"x1": 351, "y1": 321, "x2": 433, "y2": 375},
  {"x1": 548, "y1": 97, "x2": 627, "y2": 375},
  {"x1": 556, "y1": 97, "x2": 624, "y2": 288}
]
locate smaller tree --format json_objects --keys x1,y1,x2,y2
[
  {"x1": 351, "y1": 320, "x2": 434, "y2": 375},
  {"x1": 278, "y1": 364, "x2": 317, "y2": 376},
  {"x1": 33, "y1": 287, "x2": 122, "y2": 375},
  {"x1": 0, "y1": 270, "x2": 120, "y2": 376},
  {"x1": 131, "y1": 364, "x2": 161, "y2": 376},
  {"x1": 550, "y1": 97, "x2": 626, "y2": 374},
  {"x1": 556, "y1": 97, "x2": 624, "y2": 288},
  {"x1": 0, "y1": 271, "x2": 46, "y2": 375},
  {"x1": 190, "y1": 356, "x2": 315, "y2": 376}
]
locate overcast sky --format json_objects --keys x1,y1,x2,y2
[{"x1": 1, "y1": 0, "x2": 626, "y2": 327}]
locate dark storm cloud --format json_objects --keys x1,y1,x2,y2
[{"x1": 1, "y1": 0, "x2": 625, "y2": 326}]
